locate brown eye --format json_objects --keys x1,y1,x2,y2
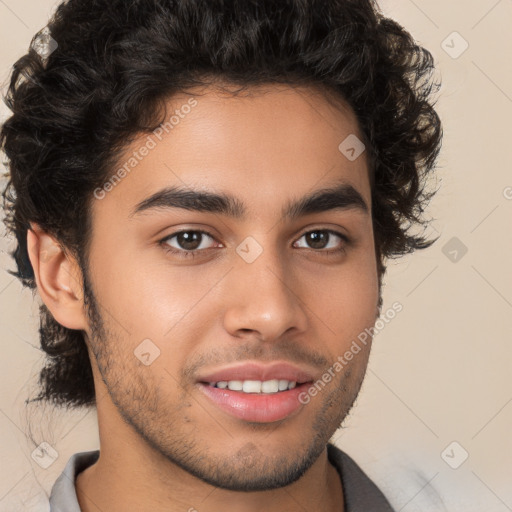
[
  {"x1": 161, "y1": 230, "x2": 218, "y2": 255},
  {"x1": 294, "y1": 230, "x2": 348, "y2": 251},
  {"x1": 174, "y1": 231, "x2": 204, "y2": 250},
  {"x1": 304, "y1": 231, "x2": 329, "y2": 249}
]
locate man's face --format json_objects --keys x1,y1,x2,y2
[{"x1": 82, "y1": 84, "x2": 379, "y2": 491}]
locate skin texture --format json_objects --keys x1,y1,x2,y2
[{"x1": 27, "y1": 83, "x2": 380, "y2": 512}]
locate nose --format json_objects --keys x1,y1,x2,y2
[{"x1": 222, "y1": 246, "x2": 309, "y2": 342}]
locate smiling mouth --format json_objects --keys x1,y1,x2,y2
[{"x1": 195, "y1": 361, "x2": 318, "y2": 422}]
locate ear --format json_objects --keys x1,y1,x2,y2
[{"x1": 27, "y1": 223, "x2": 88, "y2": 330}]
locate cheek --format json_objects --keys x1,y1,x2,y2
[
  {"x1": 88, "y1": 242, "x2": 224, "y2": 341},
  {"x1": 310, "y1": 283, "x2": 377, "y2": 352},
  {"x1": 300, "y1": 246, "x2": 379, "y2": 342}
]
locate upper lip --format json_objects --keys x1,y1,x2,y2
[{"x1": 196, "y1": 361, "x2": 316, "y2": 384}]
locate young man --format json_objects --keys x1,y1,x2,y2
[{"x1": 1, "y1": 0, "x2": 442, "y2": 510}]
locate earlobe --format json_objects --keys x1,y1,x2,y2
[{"x1": 27, "y1": 223, "x2": 88, "y2": 330}]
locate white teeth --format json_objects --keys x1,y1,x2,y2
[
  {"x1": 261, "y1": 379, "x2": 279, "y2": 393},
  {"x1": 243, "y1": 380, "x2": 262, "y2": 393},
  {"x1": 212, "y1": 379, "x2": 297, "y2": 393},
  {"x1": 278, "y1": 379, "x2": 289, "y2": 391},
  {"x1": 227, "y1": 380, "x2": 243, "y2": 391}
]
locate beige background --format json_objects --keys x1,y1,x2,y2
[{"x1": 1, "y1": 0, "x2": 511, "y2": 510}]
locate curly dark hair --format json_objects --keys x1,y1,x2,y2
[{"x1": 1, "y1": 0, "x2": 442, "y2": 409}]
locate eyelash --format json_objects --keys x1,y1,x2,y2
[{"x1": 159, "y1": 228, "x2": 350, "y2": 259}]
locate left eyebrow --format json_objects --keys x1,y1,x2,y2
[{"x1": 129, "y1": 182, "x2": 369, "y2": 220}]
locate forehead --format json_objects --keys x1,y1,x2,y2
[{"x1": 93, "y1": 83, "x2": 371, "y2": 219}]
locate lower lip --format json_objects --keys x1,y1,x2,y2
[{"x1": 198, "y1": 383, "x2": 311, "y2": 423}]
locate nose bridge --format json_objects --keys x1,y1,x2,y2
[{"x1": 222, "y1": 239, "x2": 308, "y2": 340}]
